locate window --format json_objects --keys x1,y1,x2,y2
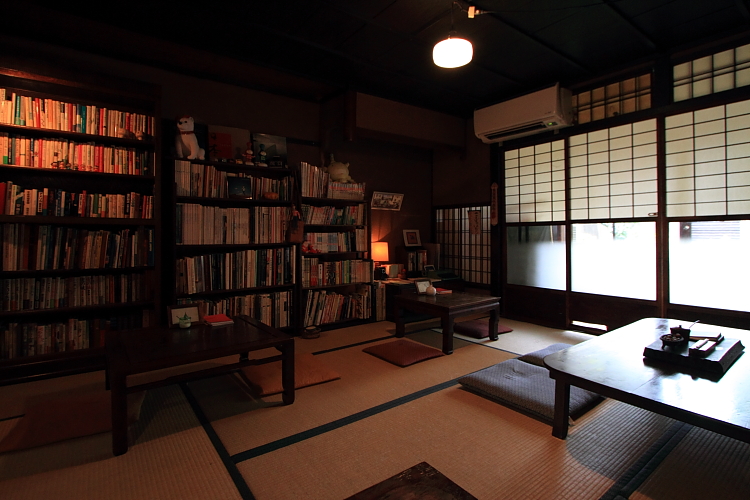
[
  {"x1": 506, "y1": 225, "x2": 566, "y2": 290},
  {"x1": 573, "y1": 74, "x2": 651, "y2": 124},
  {"x1": 669, "y1": 220, "x2": 750, "y2": 312},
  {"x1": 505, "y1": 141, "x2": 565, "y2": 223},
  {"x1": 571, "y1": 222, "x2": 656, "y2": 300},
  {"x1": 665, "y1": 99, "x2": 750, "y2": 217},
  {"x1": 568, "y1": 120, "x2": 658, "y2": 220},
  {"x1": 434, "y1": 206, "x2": 491, "y2": 285},
  {"x1": 674, "y1": 44, "x2": 750, "y2": 102}
]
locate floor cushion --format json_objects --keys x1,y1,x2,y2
[
  {"x1": 458, "y1": 358, "x2": 602, "y2": 424},
  {"x1": 0, "y1": 389, "x2": 145, "y2": 453},
  {"x1": 240, "y1": 352, "x2": 340, "y2": 397},
  {"x1": 363, "y1": 339, "x2": 445, "y2": 367},
  {"x1": 453, "y1": 319, "x2": 513, "y2": 339},
  {"x1": 517, "y1": 343, "x2": 573, "y2": 366}
]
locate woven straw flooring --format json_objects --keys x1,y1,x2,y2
[{"x1": 1, "y1": 318, "x2": 749, "y2": 500}]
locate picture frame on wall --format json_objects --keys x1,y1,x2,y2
[
  {"x1": 371, "y1": 191, "x2": 404, "y2": 211},
  {"x1": 403, "y1": 229, "x2": 421, "y2": 247}
]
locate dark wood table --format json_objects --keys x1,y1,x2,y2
[
  {"x1": 544, "y1": 317, "x2": 750, "y2": 443},
  {"x1": 394, "y1": 292, "x2": 501, "y2": 354},
  {"x1": 105, "y1": 315, "x2": 294, "y2": 455}
]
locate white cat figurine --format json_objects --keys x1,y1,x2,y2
[{"x1": 175, "y1": 116, "x2": 205, "y2": 159}]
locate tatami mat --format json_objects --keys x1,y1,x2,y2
[
  {"x1": 629, "y1": 425, "x2": 750, "y2": 500},
  {"x1": 2, "y1": 318, "x2": 748, "y2": 500},
  {"x1": 236, "y1": 390, "x2": 675, "y2": 500},
  {"x1": 191, "y1": 331, "x2": 515, "y2": 455},
  {"x1": 0, "y1": 385, "x2": 241, "y2": 500},
  {"x1": 443, "y1": 316, "x2": 595, "y2": 355}
]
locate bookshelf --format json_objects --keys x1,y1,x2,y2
[
  {"x1": 0, "y1": 65, "x2": 161, "y2": 384},
  {"x1": 162, "y1": 157, "x2": 298, "y2": 331},
  {"x1": 299, "y1": 163, "x2": 374, "y2": 330}
]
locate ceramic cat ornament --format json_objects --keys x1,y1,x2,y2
[{"x1": 175, "y1": 116, "x2": 205, "y2": 159}]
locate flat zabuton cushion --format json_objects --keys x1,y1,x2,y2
[
  {"x1": 241, "y1": 352, "x2": 340, "y2": 396},
  {"x1": 517, "y1": 343, "x2": 573, "y2": 366},
  {"x1": 453, "y1": 319, "x2": 513, "y2": 339},
  {"x1": 458, "y1": 358, "x2": 602, "y2": 423},
  {"x1": 363, "y1": 339, "x2": 444, "y2": 367},
  {"x1": 0, "y1": 390, "x2": 145, "y2": 453}
]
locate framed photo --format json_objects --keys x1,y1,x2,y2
[
  {"x1": 414, "y1": 278, "x2": 432, "y2": 294},
  {"x1": 403, "y1": 229, "x2": 421, "y2": 247},
  {"x1": 371, "y1": 191, "x2": 404, "y2": 211},
  {"x1": 167, "y1": 303, "x2": 203, "y2": 328},
  {"x1": 423, "y1": 265, "x2": 436, "y2": 273},
  {"x1": 227, "y1": 176, "x2": 253, "y2": 199}
]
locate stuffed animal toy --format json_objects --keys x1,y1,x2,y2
[
  {"x1": 175, "y1": 116, "x2": 205, "y2": 159},
  {"x1": 325, "y1": 154, "x2": 354, "y2": 183}
]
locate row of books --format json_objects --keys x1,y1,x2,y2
[
  {"x1": 2, "y1": 224, "x2": 154, "y2": 271},
  {"x1": 303, "y1": 229, "x2": 367, "y2": 253},
  {"x1": 1, "y1": 271, "x2": 154, "y2": 312},
  {"x1": 174, "y1": 160, "x2": 295, "y2": 200},
  {"x1": 302, "y1": 258, "x2": 373, "y2": 287},
  {"x1": 0, "y1": 133, "x2": 153, "y2": 175},
  {"x1": 300, "y1": 162, "x2": 328, "y2": 198},
  {"x1": 406, "y1": 249, "x2": 429, "y2": 271},
  {"x1": 0, "y1": 311, "x2": 153, "y2": 360},
  {"x1": 179, "y1": 291, "x2": 292, "y2": 329},
  {"x1": 373, "y1": 281, "x2": 386, "y2": 321},
  {"x1": 0, "y1": 90, "x2": 155, "y2": 137},
  {"x1": 0, "y1": 182, "x2": 154, "y2": 219},
  {"x1": 175, "y1": 160, "x2": 228, "y2": 198},
  {"x1": 175, "y1": 204, "x2": 290, "y2": 245},
  {"x1": 328, "y1": 181, "x2": 366, "y2": 200},
  {"x1": 175, "y1": 247, "x2": 295, "y2": 295},
  {"x1": 303, "y1": 285, "x2": 372, "y2": 327},
  {"x1": 300, "y1": 203, "x2": 366, "y2": 225}
]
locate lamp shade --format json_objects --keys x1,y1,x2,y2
[
  {"x1": 371, "y1": 241, "x2": 389, "y2": 262},
  {"x1": 433, "y1": 35, "x2": 473, "y2": 68}
]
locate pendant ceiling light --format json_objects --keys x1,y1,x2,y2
[{"x1": 433, "y1": 2, "x2": 473, "y2": 68}]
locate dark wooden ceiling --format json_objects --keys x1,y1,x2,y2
[{"x1": 10, "y1": 1, "x2": 750, "y2": 117}]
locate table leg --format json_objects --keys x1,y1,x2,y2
[
  {"x1": 441, "y1": 316, "x2": 454, "y2": 355},
  {"x1": 110, "y1": 369, "x2": 128, "y2": 456},
  {"x1": 281, "y1": 343, "x2": 295, "y2": 405},
  {"x1": 488, "y1": 306, "x2": 500, "y2": 341},
  {"x1": 394, "y1": 302, "x2": 405, "y2": 338},
  {"x1": 552, "y1": 378, "x2": 571, "y2": 439}
]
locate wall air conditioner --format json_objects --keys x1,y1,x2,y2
[{"x1": 474, "y1": 83, "x2": 573, "y2": 144}]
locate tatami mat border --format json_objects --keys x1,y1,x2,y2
[
  {"x1": 231, "y1": 379, "x2": 460, "y2": 464},
  {"x1": 180, "y1": 382, "x2": 257, "y2": 500},
  {"x1": 312, "y1": 335, "x2": 394, "y2": 355},
  {"x1": 599, "y1": 421, "x2": 692, "y2": 500}
]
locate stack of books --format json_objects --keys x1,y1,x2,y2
[{"x1": 203, "y1": 314, "x2": 234, "y2": 327}]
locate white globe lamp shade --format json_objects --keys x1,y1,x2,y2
[{"x1": 433, "y1": 36, "x2": 473, "y2": 68}]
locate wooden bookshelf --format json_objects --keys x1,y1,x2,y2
[
  {"x1": 300, "y1": 194, "x2": 374, "y2": 330},
  {"x1": 0, "y1": 64, "x2": 162, "y2": 385},
  {"x1": 162, "y1": 155, "x2": 299, "y2": 331}
]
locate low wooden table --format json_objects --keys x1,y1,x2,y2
[
  {"x1": 105, "y1": 315, "x2": 294, "y2": 455},
  {"x1": 394, "y1": 292, "x2": 501, "y2": 354},
  {"x1": 544, "y1": 318, "x2": 750, "y2": 443}
]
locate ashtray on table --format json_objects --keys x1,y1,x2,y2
[{"x1": 660, "y1": 333, "x2": 686, "y2": 349}]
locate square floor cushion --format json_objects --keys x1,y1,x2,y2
[
  {"x1": 363, "y1": 339, "x2": 445, "y2": 367},
  {"x1": 0, "y1": 389, "x2": 145, "y2": 453},
  {"x1": 453, "y1": 319, "x2": 513, "y2": 339},
  {"x1": 458, "y1": 358, "x2": 602, "y2": 424},
  {"x1": 517, "y1": 343, "x2": 573, "y2": 366},
  {"x1": 240, "y1": 352, "x2": 340, "y2": 397}
]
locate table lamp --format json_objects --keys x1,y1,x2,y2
[{"x1": 372, "y1": 241, "x2": 389, "y2": 281}]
